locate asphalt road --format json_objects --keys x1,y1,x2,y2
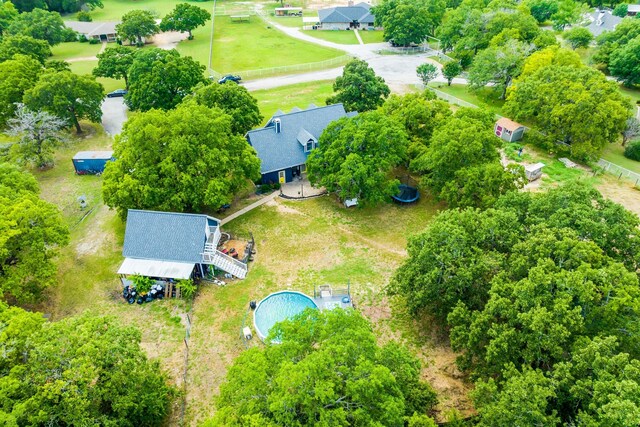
[{"x1": 101, "y1": 97, "x2": 127, "y2": 136}]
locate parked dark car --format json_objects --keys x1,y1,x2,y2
[
  {"x1": 107, "y1": 89, "x2": 128, "y2": 98},
  {"x1": 218, "y1": 75, "x2": 242, "y2": 84}
]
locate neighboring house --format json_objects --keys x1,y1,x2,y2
[
  {"x1": 627, "y1": 4, "x2": 640, "y2": 16},
  {"x1": 317, "y1": 2, "x2": 375, "y2": 30},
  {"x1": 246, "y1": 104, "x2": 356, "y2": 184},
  {"x1": 117, "y1": 210, "x2": 249, "y2": 290},
  {"x1": 585, "y1": 10, "x2": 622, "y2": 37},
  {"x1": 495, "y1": 117, "x2": 526, "y2": 142},
  {"x1": 65, "y1": 20, "x2": 119, "y2": 42}
]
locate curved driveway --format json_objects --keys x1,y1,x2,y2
[{"x1": 244, "y1": 14, "x2": 468, "y2": 91}]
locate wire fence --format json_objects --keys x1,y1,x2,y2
[
  {"x1": 597, "y1": 158, "x2": 640, "y2": 184},
  {"x1": 423, "y1": 86, "x2": 640, "y2": 183},
  {"x1": 423, "y1": 86, "x2": 484, "y2": 110},
  {"x1": 209, "y1": 54, "x2": 352, "y2": 80}
]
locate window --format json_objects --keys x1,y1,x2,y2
[{"x1": 306, "y1": 140, "x2": 313, "y2": 152}]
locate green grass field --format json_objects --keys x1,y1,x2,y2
[
  {"x1": 359, "y1": 30, "x2": 385, "y2": 44},
  {"x1": 51, "y1": 42, "x2": 102, "y2": 60},
  {"x1": 211, "y1": 16, "x2": 343, "y2": 73},
  {"x1": 602, "y1": 143, "x2": 640, "y2": 174},
  {"x1": 429, "y1": 83, "x2": 506, "y2": 116},
  {"x1": 251, "y1": 80, "x2": 335, "y2": 123},
  {"x1": 304, "y1": 29, "x2": 359, "y2": 44},
  {"x1": 67, "y1": 0, "x2": 213, "y2": 21},
  {"x1": 620, "y1": 85, "x2": 640, "y2": 105},
  {"x1": 271, "y1": 16, "x2": 304, "y2": 28}
]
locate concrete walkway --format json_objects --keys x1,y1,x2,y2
[
  {"x1": 354, "y1": 29, "x2": 364, "y2": 45},
  {"x1": 220, "y1": 191, "x2": 278, "y2": 225}
]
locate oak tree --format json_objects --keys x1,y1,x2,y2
[
  {"x1": 24, "y1": 71, "x2": 104, "y2": 134},
  {"x1": 327, "y1": 59, "x2": 390, "y2": 112},
  {"x1": 307, "y1": 111, "x2": 409, "y2": 205},
  {"x1": 102, "y1": 101, "x2": 261, "y2": 217},
  {"x1": 160, "y1": 3, "x2": 211, "y2": 39}
]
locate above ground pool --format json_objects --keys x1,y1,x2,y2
[
  {"x1": 254, "y1": 291, "x2": 318, "y2": 341},
  {"x1": 392, "y1": 184, "x2": 420, "y2": 204}
]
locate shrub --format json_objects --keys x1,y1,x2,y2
[
  {"x1": 176, "y1": 279, "x2": 197, "y2": 300},
  {"x1": 77, "y1": 11, "x2": 92, "y2": 22},
  {"x1": 88, "y1": 38, "x2": 100, "y2": 44},
  {"x1": 624, "y1": 140, "x2": 640, "y2": 161},
  {"x1": 78, "y1": 34, "x2": 88, "y2": 42}
]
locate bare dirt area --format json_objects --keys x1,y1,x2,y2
[
  {"x1": 360, "y1": 297, "x2": 474, "y2": 422},
  {"x1": 597, "y1": 176, "x2": 640, "y2": 217},
  {"x1": 152, "y1": 30, "x2": 190, "y2": 50}
]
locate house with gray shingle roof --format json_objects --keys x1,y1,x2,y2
[
  {"x1": 117, "y1": 210, "x2": 248, "y2": 286},
  {"x1": 317, "y1": 2, "x2": 375, "y2": 30},
  {"x1": 65, "y1": 21, "x2": 119, "y2": 42},
  {"x1": 585, "y1": 10, "x2": 622, "y2": 37},
  {"x1": 245, "y1": 104, "x2": 356, "y2": 184}
]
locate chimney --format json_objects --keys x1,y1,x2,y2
[{"x1": 274, "y1": 118, "x2": 281, "y2": 133}]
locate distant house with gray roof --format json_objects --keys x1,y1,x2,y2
[
  {"x1": 65, "y1": 20, "x2": 119, "y2": 42},
  {"x1": 246, "y1": 104, "x2": 356, "y2": 184},
  {"x1": 118, "y1": 210, "x2": 248, "y2": 285},
  {"x1": 585, "y1": 10, "x2": 622, "y2": 37},
  {"x1": 317, "y1": 2, "x2": 375, "y2": 30}
]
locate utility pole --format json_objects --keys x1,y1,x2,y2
[{"x1": 208, "y1": 0, "x2": 217, "y2": 75}]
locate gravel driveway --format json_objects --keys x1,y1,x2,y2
[{"x1": 101, "y1": 97, "x2": 127, "y2": 136}]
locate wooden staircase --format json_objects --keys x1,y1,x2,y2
[{"x1": 202, "y1": 249, "x2": 248, "y2": 279}]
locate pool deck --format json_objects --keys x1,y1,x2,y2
[{"x1": 313, "y1": 294, "x2": 353, "y2": 310}]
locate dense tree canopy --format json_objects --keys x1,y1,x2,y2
[
  {"x1": 562, "y1": 26, "x2": 593, "y2": 49},
  {"x1": 505, "y1": 52, "x2": 631, "y2": 160},
  {"x1": 327, "y1": 59, "x2": 390, "y2": 112},
  {"x1": 189, "y1": 81, "x2": 263, "y2": 135},
  {"x1": 609, "y1": 36, "x2": 640, "y2": 87},
  {"x1": 594, "y1": 18, "x2": 640, "y2": 69},
  {"x1": 6, "y1": 8, "x2": 70, "y2": 46},
  {"x1": 160, "y1": 2, "x2": 211, "y2": 39},
  {"x1": 0, "y1": 54, "x2": 42, "y2": 128},
  {"x1": 468, "y1": 39, "x2": 530, "y2": 99},
  {"x1": 391, "y1": 181, "x2": 640, "y2": 426},
  {"x1": 412, "y1": 108, "x2": 524, "y2": 208},
  {"x1": 0, "y1": 1, "x2": 18, "y2": 36},
  {"x1": 93, "y1": 45, "x2": 136, "y2": 89},
  {"x1": 525, "y1": 0, "x2": 558, "y2": 23},
  {"x1": 126, "y1": 48, "x2": 206, "y2": 111},
  {"x1": 24, "y1": 71, "x2": 104, "y2": 133},
  {"x1": 0, "y1": 305, "x2": 174, "y2": 425},
  {"x1": 0, "y1": 163, "x2": 68, "y2": 304},
  {"x1": 307, "y1": 111, "x2": 409, "y2": 205},
  {"x1": 116, "y1": 9, "x2": 158, "y2": 46},
  {"x1": 44, "y1": 0, "x2": 103, "y2": 13},
  {"x1": 0, "y1": 35, "x2": 51, "y2": 64},
  {"x1": 7, "y1": 0, "x2": 45, "y2": 13},
  {"x1": 380, "y1": 91, "x2": 451, "y2": 145},
  {"x1": 391, "y1": 182, "x2": 640, "y2": 322},
  {"x1": 102, "y1": 101, "x2": 261, "y2": 218},
  {"x1": 208, "y1": 309, "x2": 437, "y2": 426},
  {"x1": 374, "y1": 0, "x2": 445, "y2": 42}
]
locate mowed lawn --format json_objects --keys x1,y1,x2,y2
[
  {"x1": 67, "y1": 0, "x2": 213, "y2": 21},
  {"x1": 359, "y1": 29, "x2": 385, "y2": 43},
  {"x1": 602, "y1": 143, "x2": 640, "y2": 174},
  {"x1": 304, "y1": 29, "x2": 360, "y2": 44},
  {"x1": 251, "y1": 80, "x2": 335, "y2": 123},
  {"x1": 211, "y1": 16, "x2": 344, "y2": 73},
  {"x1": 429, "y1": 82, "x2": 506, "y2": 116},
  {"x1": 51, "y1": 41, "x2": 102, "y2": 60}
]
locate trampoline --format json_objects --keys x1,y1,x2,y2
[{"x1": 392, "y1": 184, "x2": 419, "y2": 204}]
